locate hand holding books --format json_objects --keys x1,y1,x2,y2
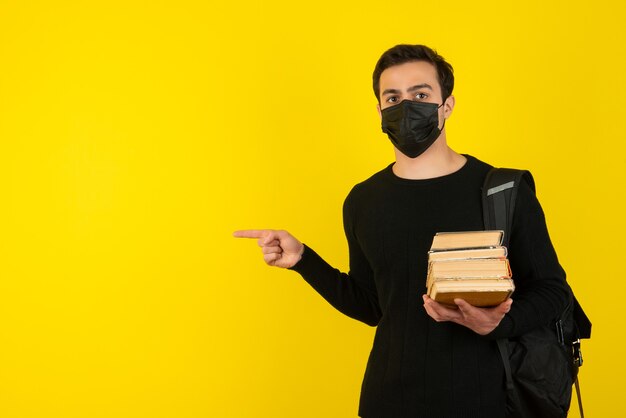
[{"x1": 422, "y1": 294, "x2": 512, "y2": 335}]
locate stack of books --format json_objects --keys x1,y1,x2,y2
[{"x1": 426, "y1": 230, "x2": 514, "y2": 307}]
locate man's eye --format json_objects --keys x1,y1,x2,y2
[
  {"x1": 415, "y1": 93, "x2": 428, "y2": 100},
  {"x1": 386, "y1": 96, "x2": 398, "y2": 103}
]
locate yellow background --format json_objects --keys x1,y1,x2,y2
[{"x1": 1, "y1": 1, "x2": 624, "y2": 417}]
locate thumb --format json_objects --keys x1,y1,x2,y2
[
  {"x1": 260, "y1": 230, "x2": 278, "y2": 246},
  {"x1": 263, "y1": 230, "x2": 292, "y2": 246},
  {"x1": 454, "y1": 298, "x2": 472, "y2": 313}
]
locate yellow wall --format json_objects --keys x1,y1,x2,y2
[{"x1": 0, "y1": 1, "x2": 623, "y2": 417}]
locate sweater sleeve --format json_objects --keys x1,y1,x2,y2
[
  {"x1": 486, "y1": 175, "x2": 570, "y2": 339},
  {"x1": 288, "y1": 192, "x2": 382, "y2": 327}
]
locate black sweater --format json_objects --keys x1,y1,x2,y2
[{"x1": 290, "y1": 155, "x2": 569, "y2": 418}]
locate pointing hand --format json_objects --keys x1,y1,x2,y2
[{"x1": 233, "y1": 229, "x2": 304, "y2": 269}]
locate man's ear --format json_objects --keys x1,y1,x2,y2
[
  {"x1": 443, "y1": 95, "x2": 456, "y2": 119},
  {"x1": 376, "y1": 103, "x2": 382, "y2": 120}
]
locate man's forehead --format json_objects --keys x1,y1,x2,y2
[{"x1": 379, "y1": 61, "x2": 439, "y2": 90}]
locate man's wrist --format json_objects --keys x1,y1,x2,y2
[{"x1": 288, "y1": 243, "x2": 308, "y2": 270}]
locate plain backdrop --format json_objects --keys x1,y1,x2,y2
[{"x1": 1, "y1": 1, "x2": 624, "y2": 417}]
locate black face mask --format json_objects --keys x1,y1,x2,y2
[{"x1": 381, "y1": 100, "x2": 445, "y2": 158}]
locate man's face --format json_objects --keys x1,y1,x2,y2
[{"x1": 377, "y1": 60, "x2": 452, "y2": 123}]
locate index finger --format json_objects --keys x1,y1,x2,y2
[{"x1": 233, "y1": 229, "x2": 270, "y2": 239}]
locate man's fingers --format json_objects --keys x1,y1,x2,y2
[
  {"x1": 233, "y1": 229, "x2": 269, "y2": 239},
  {"x1": 454, "y1": 298, "x2": 512, "y2": 314},
  {"x1": 259, "y1": 237, "x2": 280, "y2": 247},
  {"x1": 261, "y1": 246, "x2": 282, "y2": 255},
  {"x1": 233, "y1": 230, "x2": 282, "y2": 246},
  {"x1": 234, "y1": 229, "x2": 293, "y2": 246},
  {"x1": 423, "y1": 302, "x2": 439, "y2": 320},
  {"x1": 496, "y1": 298, "x2": 513, "y2": 313},
  {"x1": 263, "y1": 252, "x2": 281, "y2": 265},
  {"x1": 423, "y1": 295, "x2": 462, "y2": 322},
  {"x1": 454, "y1": 298, "x2": 474, "y2": 314},
  {"x1": 234, "y1": 229, "x2": 301, "y2": 269}
]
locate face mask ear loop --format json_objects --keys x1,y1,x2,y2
[{"x1": 438, "y1": 101, "x2": 446, "y2": 131}]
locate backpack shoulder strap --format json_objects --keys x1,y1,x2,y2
[
  {"x1": 481, "y1": 167, "x2": 534, "y2": 248},
  {"x1": 481, "y1": 167, "x2": 591, "y2": 340},
  {"x1": 482, "y1": 167, "x2": 532, "y2": 395}
]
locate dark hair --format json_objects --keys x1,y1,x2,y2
[{"x1": 372, "y1": 44, "x2": 454, "y2": 103}]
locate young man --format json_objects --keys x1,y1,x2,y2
[{"x1": 234, "y1": 45, "x2": 569, "y2": 418}]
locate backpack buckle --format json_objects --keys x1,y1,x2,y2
[{"x1": 572, "y1": 339, "x2": 583, "y2": 367}]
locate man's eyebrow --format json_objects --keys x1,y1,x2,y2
[
  {"x1": 381, "y1": 84, "x2": 433, "y2": 96},
  {"x1": 381, "y1": 88, "x2": 401, "y2": 96},
  {"x1": 407, "y1": 83, "x2": 433, "y2": 92}
]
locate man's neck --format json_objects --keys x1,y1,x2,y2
[{"x1": 392, "y1": 139, "x2": 466, "y2": 180}]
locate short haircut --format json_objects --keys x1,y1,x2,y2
[{"x1": 372, "y1": 44, "x2": 454, "y2": 103}]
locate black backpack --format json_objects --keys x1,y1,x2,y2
[{"x1": 482, "y1": 168, "x2": 592, "y2": 418}]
